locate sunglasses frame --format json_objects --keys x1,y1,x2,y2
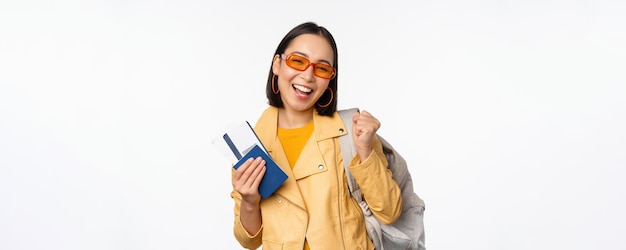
[{"x1": 281, "y1": 54, "x2": 336, "y2": 80}]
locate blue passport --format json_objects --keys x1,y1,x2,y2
[{"x1": 232, "y1": 144, "x2": 288, "y2": 199}]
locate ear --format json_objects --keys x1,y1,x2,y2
[{"x1": 272, "y1": 54, "x2": 281, "y2": 75}]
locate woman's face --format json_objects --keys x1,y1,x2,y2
[{"x1": 272, "y1": 33, "x2": 334, "y2": 113}]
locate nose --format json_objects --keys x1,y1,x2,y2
[{"x1": 300, "y1": 65, "x2": 315, "y2": 82}]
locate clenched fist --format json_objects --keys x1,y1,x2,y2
[{"x1": 351, "y1": 110, "x2": 381, "y2": 162}]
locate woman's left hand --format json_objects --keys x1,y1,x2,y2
[{"x1": 351, "y1": 110, "x2": 381, "y2": 162}]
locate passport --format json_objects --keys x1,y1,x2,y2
[
  {"x1": 232, "y1": 144, "x2": 288, "y2": 199},
  {"x1": 213, "y1": 121, "x2": 288, "y2": 199}
]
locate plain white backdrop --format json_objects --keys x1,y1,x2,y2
[{"x1": 1, "y1": 0, "x2": 625, "y2": 249}]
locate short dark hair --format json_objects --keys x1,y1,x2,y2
[{"x1": 265, "y1": 22, "x2": 339, "y2": 117}]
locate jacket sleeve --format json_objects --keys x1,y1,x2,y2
[
  {"x1": 347, "y1": 136, "x2": 403, "y2": 224},
  {"x1": 231, "y1": 171, "x2": 263, "y2": 249}
]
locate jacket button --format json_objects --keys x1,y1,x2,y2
[
  {"x1": 339, "y1": 128, "x2": 344, "y2": 133},
  {"x1": 318, "y1": 164, "x2": 324, "y2": 170}
]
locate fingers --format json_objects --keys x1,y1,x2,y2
[
  {"x1": 232, "y1": 157, "x2": 266, "y2": 198},
  {"x1": 244, "y1": 158, "x2": 266, "y2": 187},
  {"x1": 352, "y1": 110, "x2": 381, "y2": 136},
  {"x1": 252, "y1": 163, "x2": 266, "y2": 188}
]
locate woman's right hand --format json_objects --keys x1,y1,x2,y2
[{"x1": 232, "y1": 157, "x2": 266, "y2": 205}]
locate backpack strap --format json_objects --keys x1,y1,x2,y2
[
  {"x1": 338, "y1": 108, "x2": 385, "y2": 249},
  {"x1": 338, "y1": 108, "x2": 360, "y2": 200},
  {"x1": 338, "y1": 108, "x2": 373, "y2": 213}
]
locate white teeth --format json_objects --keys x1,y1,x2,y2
[{"x1": 293, "y1": 84, "x2": 312, "y2": 93}]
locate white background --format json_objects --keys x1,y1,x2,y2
[{"x1": 1, "y1": 0, "x2": 625, "y2": 249}]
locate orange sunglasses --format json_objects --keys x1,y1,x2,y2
[{"x1": 282, "y1": 54, "x2": 336, "y2": 80}]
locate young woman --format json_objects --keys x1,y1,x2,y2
[{"x1": 230, "y1": 22, "x2": 402, "y2": 250}]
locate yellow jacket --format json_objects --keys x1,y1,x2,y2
[{"x1": 231, "y1": 107, "x2": 402, "y2": 249}]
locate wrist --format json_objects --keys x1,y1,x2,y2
[
  {"x1": 357, "y1": 148, "x2": 372, "y2": 163},
  {"x1": 241, "y1": 199, "x2": 261, "y2": 212}
]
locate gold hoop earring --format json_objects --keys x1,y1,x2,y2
[
  {"x1": 272, "y1": 75, "x2": 279, "y2": 95},
  {"x1": 316, "y1": 87, "x2": 333, "y2": 108}
]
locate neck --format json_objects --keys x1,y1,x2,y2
[{"x1": 278, "y1": 107, "x2": 314, "y2": 129}]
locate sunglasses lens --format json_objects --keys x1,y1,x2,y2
[
  {"x1": 286, "y1": 55, "x2": 309, "y2": 71},
  {"x1": 314, "y1": 65, "x2": 334, "y2": 79}
]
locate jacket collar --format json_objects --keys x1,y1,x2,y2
[{"x1": 254, "y1": 106, "x2": 348, "y2": 147}]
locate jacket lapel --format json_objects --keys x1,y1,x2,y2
[
  {"x1": 254, "y1": 107, "x2": 306, "y2": 210},
  {"x1": 292, "y1": 112, "x2": 347, "y2": 179}
]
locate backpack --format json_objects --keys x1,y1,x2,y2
[{"x1": 338, "y1": 108, "x2": 426, "y2": 250}]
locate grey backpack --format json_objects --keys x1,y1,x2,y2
[{"x1": 338, "y1": 108, "x2": 426, "y2": 250}]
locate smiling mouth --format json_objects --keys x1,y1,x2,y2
[{"x1": 293, "y1": 84, "x2": 312, "y2": 95}]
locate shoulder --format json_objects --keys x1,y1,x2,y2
[{"x1": 254, "y1": 106, "x2": 278, "y2": 129}]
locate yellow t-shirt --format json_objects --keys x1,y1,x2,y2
[
  {"x1": 277, "y1": 121, "x2": 314, "y2": 169},
  {"x1": 277, "y1": 121, "x2": 314, "y2": 250}
]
